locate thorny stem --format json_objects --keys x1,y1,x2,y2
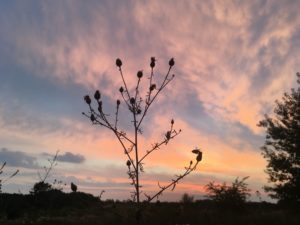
[
  {"x1": 137, "y1": 67, "x2": 173, "y2": 129},
  {"x1": 145, "y1": 161, "x2": 199, "y2": 202},
  {"x1": 97, "y1": 107, "x2": 137, "y2": 173},
  {"x1": 139, "y1": 130, "x2": 181, "y2": 164},
  {"x1": 144, "y1": 67, "x2": 154, "y2": 108},
  {"x1": 0, "y1": 162, "x2": 19, "y2": 184},
  {"x1": 133, "y1": 105, "x2": 140, "y2": 207},
  {"x1": 132, "y1": 74, "x2": 142, "y2": 206},
  {"x1": 83, "y1": 112, "x2": 136, "y2": 171},
  {"x1": 135, "y1": 77, "x2": 141, "y2": 102},
  {"x1": 119, "y1": 67, "x2": 131, "y2": 101},
  {"x1": 114, "y1": 103, "x2": 119, "y2": 129},
  {"x1": 83, "y1": 112, "x2": 135, "y2": 145},
  {"x1": 149, "y1": 67, "x2": 154, "y2": 87},
  {"x1": 39, "y1": 150, "x2": 59, "y2": 183},
  {"x1": 120, "y1": 92, "x2": 132, "y2": 110},
  {"x1": 113, "y1": 128, "x2": 137, "y2": 172}
]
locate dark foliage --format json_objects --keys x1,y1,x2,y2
[
  {"x1": 0, "y1": 196, "x2": 299, "y2": 225},
  {"x1": 180, "y1": 193, "x2": 194, "y2": 204},
  {"x1": 71, "y1": 182, "x2": 77, "y2": 192},
  {"x1": 258, "y1": 72, "x2": 300, "y2": 202},
  {"x1": 31, "y1": 181, "x2": 53, "y2": 194},
  {"x1": 205, "y1": 177, "x2": 251, "y2": 210},
  {"x1": 0, "y1": 191, "x2": 99, "y2": 220}
]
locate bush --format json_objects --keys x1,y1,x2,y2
[
  {"x1": 31, "y1": 181, "x2": 53, "y2": 194},
  {"x1": 180, "y1": 193, "x2": 194, "y2": 204},
  {"x1": 205, "y1": 176, "x2": 251, "y2": 209}
]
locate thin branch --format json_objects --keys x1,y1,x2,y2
[
  {"x1": 41, "y1": 150, "x2": 59, "y2": 183},
  {"x1": 83, "y1": 112, "x2": 135, "y2": 145},
  {"x1": 3, "y1": 170, "x2": 19, "y2": 183},
  {"x1": 135, "y1": 77, "x2": 141, "y2": 103},
  {"x1": 139, "y1": 129, "x2": 181, "y2": 164},
  {"x1": 137, "y1": 67, "x2": 174, "y2": 129},
  {"x1": 145, "y1": 160, "x2": 199, "y2": 202},
  {"x1": 83, "y1": 109, "x2": 137, "y2": 173},
  {"x1": 133, "y1": 93, "x2": 141, "y2": 205},
  {"x1": 114, "y1": 101, "x2": 120, "y2": 129},
  {"x1": 119, "y1": 67, "x2": 131, "y2": 101}
]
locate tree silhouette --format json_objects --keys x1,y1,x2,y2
[
  {"x1": 82, "y1": 57, "x2": 202, "y2": 224},
  {"x1": 258, "y1": 72, "x2": 300, "y2": 203}
]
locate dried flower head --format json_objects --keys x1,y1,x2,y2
[
  {"x1": 192, "y1": 148, "x2": 202, "y2": 162},
  {"x1": 84, "y1": 95, "x2": 91, "y2": 105},
  {"x1": 98, "y1": 101, "x2": 102, "y2": 112},
  {"x1": 116, "y1": 58, "x2": 122, "y2": 67},
  {"x1": 192, "y1": 149, "x2": 200, "y2": 154},
  {"x1": 119, "y1": 86, "x2": 124, "y2": 93},
  {"x1": 169, "y1": 58, "x2": 175, "y2": 67},
  {"x1": 94, "y1": 90, "x2": 101, "y2": 100},
  {"x1": 196, "y1": 151, "x2": 202, "y2": 162},
  {"x1": 117, "y1": 99, "x2": 121, "y2": 105},
  {"x1": 171, "y1": 119, "x2": 174, "y2": 124},
  {"x1": 137, "y1": 109, "x2": 142, "y2": 114},
  {"x1": 130, "y1": 97, "x2": 135, "y2": 105},
  {"x1": 126, "y1": 160, "x2": 131, "y2": 167},
  {"x1": 149, "y1": 84, "x2": 156, "y2": 91},
  {"x1": 137, "y1": 71, "x2": 143, "y2": 78},
  {"x1": 150, "y1": 57, "x2": 156, "y2": 68},
  {"x1": 165, "y1": 131, "x2": 171, "y2": 140},
  {"x1": 90, "y1": 114, "x2": 96, "y2": 122}
]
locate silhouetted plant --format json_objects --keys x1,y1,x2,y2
[
  {"x1": 0, "y1": 162, "x2": 19, "y2": 193},
  {"x1": 99, "y1": 190, "x2": 105, "y2": 201},
  {"x1": 32, "y1": 181, "x2": 52, "y2": 194},
  {"x1": 31, "y1": 151, "x2": 64, "y2": 194},
  {"x1": 82, "y1": 57, "x2": 202, "y2": 224},
  {"x1": 205, "y1": 176, "x2": 251, "y2": 209},
  {"x1": 71, "y1": 182, "x2": 77, "y2": 192},
  {"x1": 255, "y1": 190, "x2": 262, "y2": 202},
  {"x1": 258, "y1": 73, "x2": 300, "y2": 203},
  {"x1": 180, "y1": 193, "x2": 194, "y2": 204}
]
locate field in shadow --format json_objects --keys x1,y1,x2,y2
[{"x1": 0, "y1": 192, "x2": 299, "y2": 225}]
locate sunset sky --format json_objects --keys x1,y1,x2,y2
[{"x1": 1, "y1": 0, "x2": 300, "y2": 202}]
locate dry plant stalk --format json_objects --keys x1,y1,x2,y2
[
  {"x1": 0, "y1": 162, "x2": 19, "y2": 193},
  {"x1": 83, "y1": 57, "x2": 203, "y2": 222}
]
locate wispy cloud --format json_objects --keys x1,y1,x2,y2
[
  {"x1": 0, "y1": 0, "x2": 299, "y2": 201},
  {"x1": 52, "y1": 152, "x2": 85, "y2": 164}
]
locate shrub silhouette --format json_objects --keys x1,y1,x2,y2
[
  {"x1": 32, "y1": 181, "x2": 53, "y2": 194},
  {"x1": 180, "y1": 193, "x2": 194, "y2": 204},
  {"x1": 31, "y1": 151, "x2": 65, "y2": 194},
  {"x1": 71, "y1": 182, "x2": 77, "y2": 192},
  {"x1": 83, "y1": 57, "x2": 203, "y2": 224},
  {"x1": 205, "y1": 176, "x2": 251, "y2": 209}
]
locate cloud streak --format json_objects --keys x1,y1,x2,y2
[
  {"x1": 56, "y1": 152, "x2": 85, "y2": 164},
  {"x1": 0, "y1": 148, "x2": 38, "y2": 169},
  {"x1": 0, "y1": 0, "x2": 299, "y2": 201}
]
